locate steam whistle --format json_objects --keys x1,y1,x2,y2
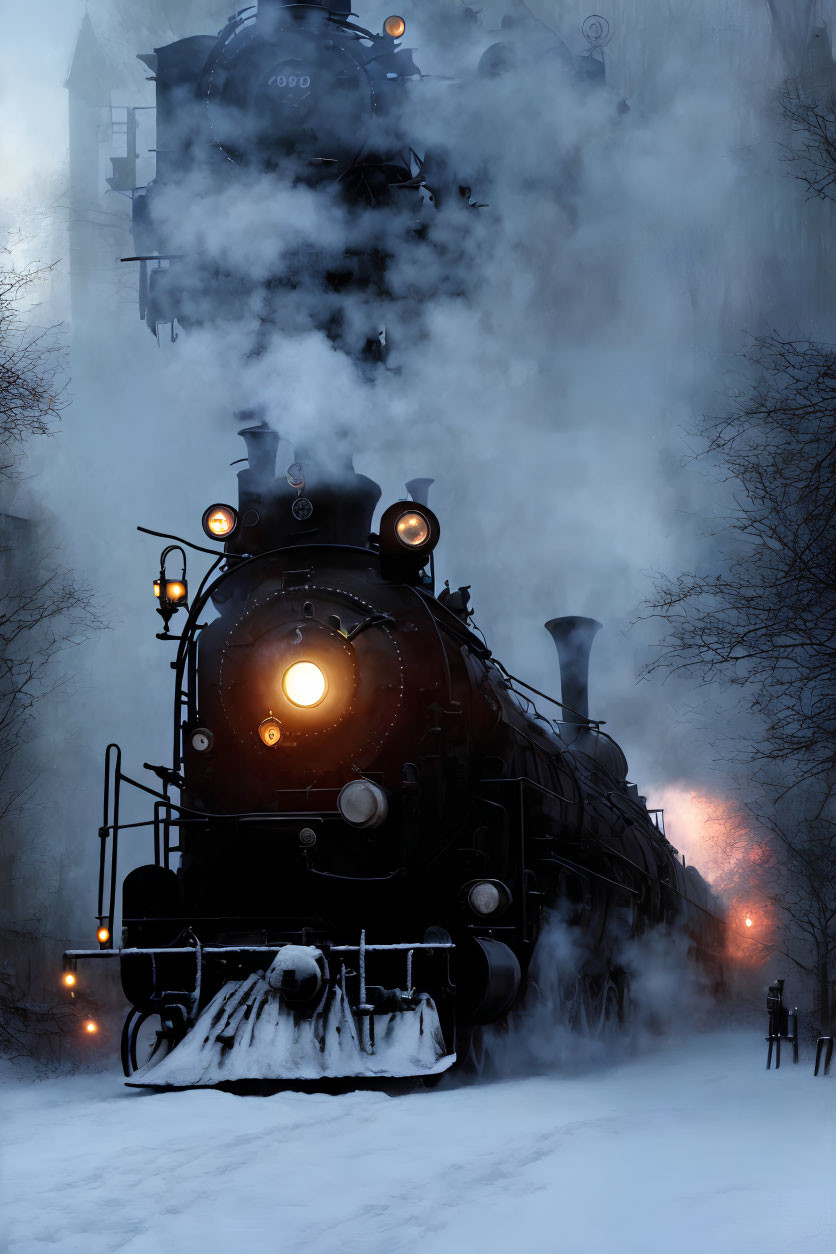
[{"x1": 765, "y1": 979, "x2": 799, "y2": 1069}]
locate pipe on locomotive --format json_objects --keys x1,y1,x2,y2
[
  {"x1": 544, "y1": 616, "x2": 602, "y2": 726},
  {"x1": 405, "y1": 478, "x2": 434, "y2": 507}
]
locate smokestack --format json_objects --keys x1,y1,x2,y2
[
  {"x1": 238, "y1": 419, "x2": 279, "y2": 486},
  {"x1": 405, "y1": 478, "x2": 434, "y2": 507},
  {"x1": 544, "y1": 616, "x2": 602, "y2": 725}
]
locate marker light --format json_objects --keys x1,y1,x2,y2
[
  {"x1": 396, "y1": 511, "x2": 430, "y2": 547},
  {"x1": 63, "y1": 972, "x2": 76, "y2": 988},
  {"x1": 202, "y1": 503, "x2": 238, "y2": 539},
  {"x1": 468, "y1": 882, "x2": 502, "y2": 915},
  {"x1": 283, "y1": 661, "x2": 327, "y2": 707},
  {"x1": 165, "y1": 581, "x2": 187, "y2": 603},
  {"x1": 258, "y1": 717, "x2": 282, "y2": 747},
  {"x1": 97, "y1": 927, "x2": 110, "y2": 944},
  {"x1": 337, "y1": 779, "x2": 389, "y2": 829},
  {"x1": 384, "y1": 14, "x2": 406, "y2": 37},
  {"x1": 85, "y1": 1020, "x2": 98, "y2": 1034}
]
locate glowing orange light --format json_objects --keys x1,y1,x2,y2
[
  {"x1": 384, "y1": 14, "x2": 406, "y2": 37},
  {"x1": 283, "y1": 661, "x2": 327, "y2": 707},
  {"x1": 258, "y1": 717, "x2": 282, "y2": 747},
  {"x1": 153, "y1": 580, "x2": 161, "y2": 597},
  {"x1": 204, "y1": 505, "x2": 237, "y2": 538},
  {"x1": 396, "y1": 511, "x2": 430, "y2": 547},
  {"x1": 97, "y1": 926, "x2": 110, "y2": 944},
  {"x1": 85, "y1": 1020, "x2": 98, "y2": 1034},
  {"x1": 165, "y1": 581, "x2": 187, "y2": 603},
  {"x1": 63, "y1": 972, "x2": 76, "y2": 988}
]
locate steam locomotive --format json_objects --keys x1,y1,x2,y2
[
  {"x1": 63, "y1": 424, "x2": 725, "y2": 1085},
  {"x1": 117, "y1": 0, "x2": 616, "y2": 350},
  {"x1": 123, "y1": 0, "x2": 433, "y2": 348}
]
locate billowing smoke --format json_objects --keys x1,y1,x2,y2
[{"x1": 479, "y1": 913, "x2": 719, "y2": 1079}]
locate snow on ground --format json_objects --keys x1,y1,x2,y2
[{"x1": 1, "y1": 1029, "x2": 832, "y2": 1254}]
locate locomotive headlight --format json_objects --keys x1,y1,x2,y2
[
  {"x1": 465, "y1": 880, "x2": 512, "y2": 917},
  {"x1": 283, "y1": 661, "x2": 327, "y2": 707},
  {"x1": 379, "y1": 501, "x2": 440, "y2": 565},
  {"x1": 202, "y1": 503, "x2": 238, "y2": 539},
  {"x1": 62, "y1": 972, "x2": 76, "y2": 988},
  {"x1": 97, "y1": 926, "x2": 110, "y2": 944},
  {"x1": 396, "y1": 511, "x2": 430, "y2": 547},
  {"x1": 384, "y1": 14, "x2": 406, "y2": 37}
]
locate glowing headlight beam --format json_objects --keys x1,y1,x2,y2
[
  {"x1": 396, "y1": 511, "x2": 430, "y2": 548},
  {"x1": 202, "y1": 503, "x2": 238, "y2": 539},
  {"x1": 283, "y1": 661, "x2": 327, "y2": 708}
]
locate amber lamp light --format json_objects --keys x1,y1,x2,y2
[
  {"x1": 202, "y1": 503, "x2": 238, "y2": 540},
  {"x1": 258, "y1": 717, "x2": 283, "y2": 747}
]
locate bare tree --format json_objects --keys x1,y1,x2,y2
[
  {"x1": 646, "y1": 335, "x2": 836, "y2": 795},
  {"x1": 0, "y1": 258, "x2": 65, "y2": 476},
  {"x1": 756, "y1": 791, "x2": 836, "y2": 1032},
  {"x1": 644, "y1": 336, "x2": 836, "y2": 1029},
  {"x1": 0, "y1": 249, "x2": 101, "y2": 1059},
  {"x1": 779, "y1": 80, "x2": 836, "y2": 201},
  {"x1": 706, "y1": 785, "x2": 835, "y2": 1033}
]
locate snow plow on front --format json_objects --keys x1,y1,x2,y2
[{"x1": 65, "y1": 935, "x2": 456, "y2": 1087}]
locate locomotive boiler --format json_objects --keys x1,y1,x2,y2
[{"x1": 62, "y1": 423, "x2": 725, "y2": 1085}]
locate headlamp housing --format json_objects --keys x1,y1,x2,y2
[
  {"x1": 378, "y1": 500, "x2": 440, "y2": 582},
  {"x1": 462, "y1": 879, "x2": 513, "y2": 919},
  {"x1": 202, "y1": 503, "x2": 239, "y2": 540}
]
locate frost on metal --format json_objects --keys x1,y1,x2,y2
[{"x1": 127, "y1": 969, "x2": 455, "y2": 1087}]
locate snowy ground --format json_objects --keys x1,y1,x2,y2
[{"x1": 1, "y1": 1030, "x2": 832, "y2": 1254}]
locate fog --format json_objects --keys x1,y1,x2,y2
[{"x1": 2, "y1": 0, "x2": 834, "y2": 985}]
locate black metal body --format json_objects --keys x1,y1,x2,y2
[
  {"x1": 65, "y1": 433, "x2": 726, "y2": 1077},
  {"x1": 125, "y1": 0, "x2": 429, "y2": 344}
]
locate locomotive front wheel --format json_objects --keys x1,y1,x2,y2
[
  {"x1": 121, "y1": 1007, "x2": 185, "y2": 1077},
  {"x1": 580, "y1": 977, "x2": 621, "y2": 1041}
]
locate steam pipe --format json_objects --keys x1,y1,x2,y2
[
  {"x1": 544, "y1": 616, "x2": 602, "y2": 725},
  {"x1": 237, "y1": 418, "x2": 279, "y2": 486},
  {"x1": 405, "y1": 478, "x2": 434, "y2": 507}
]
